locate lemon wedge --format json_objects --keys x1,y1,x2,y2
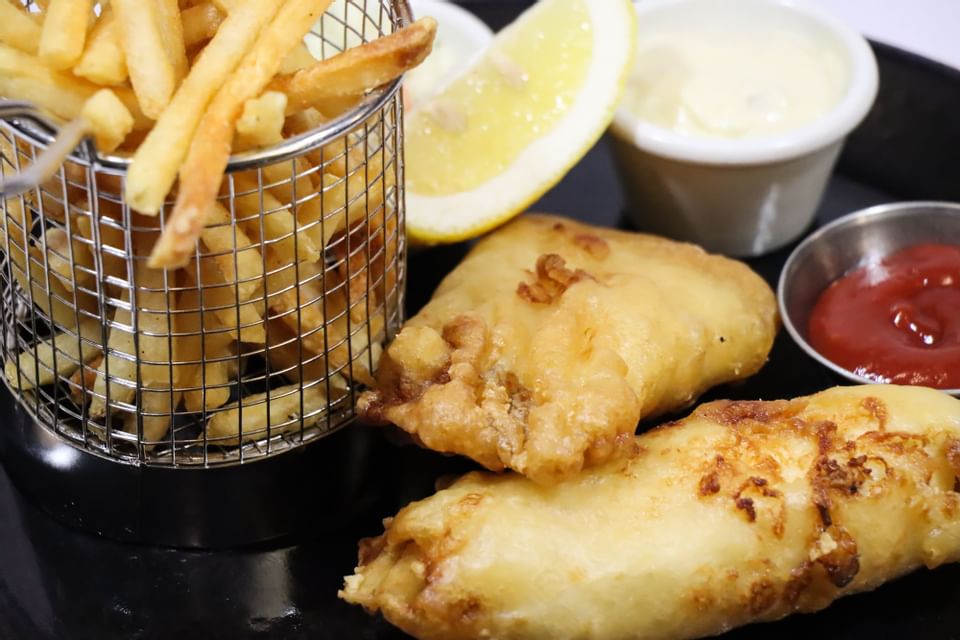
[{"x1": 404, "y1": 0, "x2": 636, "y2": 244}]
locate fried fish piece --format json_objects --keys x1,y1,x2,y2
[
  {"x1": 342, "y1": 385, "x2": 960, "y2": 640},
  {"x1": 359, "y1": 214, "x2": 777, "y2": 482}
]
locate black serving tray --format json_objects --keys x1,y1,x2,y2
[{"x1": 3, "y1": 3, "x2": 960, "y2": 638}]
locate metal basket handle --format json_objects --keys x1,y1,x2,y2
[{"x1": 0, "y1": 101, "x2": 89, "y2": 198}]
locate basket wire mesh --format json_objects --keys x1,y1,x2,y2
[{"x1": 0, "y1": 0, "x2": 407, "y2": 467}]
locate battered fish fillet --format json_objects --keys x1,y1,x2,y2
[
  {"x1": 342, "y1": 385, "x2": 960, "y2": 640},
  {"x1": 360, "y1": 214, "x2": 777, "y2": 483}
]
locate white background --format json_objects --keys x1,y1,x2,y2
[{"x1": 791, "y1": 0, "x2": 958, "y2": 69}]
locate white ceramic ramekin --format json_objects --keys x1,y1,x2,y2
[{"x1": 609, "y1": 0, "x2": 879, "y2": 256}]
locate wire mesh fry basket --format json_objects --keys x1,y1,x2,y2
[{"x1": 0, "y1": 0, "x2": 408, "y2": 546}]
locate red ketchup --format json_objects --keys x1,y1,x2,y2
[{"x1": 808, "y1": 243, "x2": 960, "y2": 389}]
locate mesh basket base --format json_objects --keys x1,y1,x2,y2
[{"x1": 0, "y1": 388, "x2": 380, "y2": 548}]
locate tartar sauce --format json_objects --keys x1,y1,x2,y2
[{"x1": 622, "y1": 28, "x2": 847, "y2": 139}]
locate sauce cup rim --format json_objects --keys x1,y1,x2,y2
[
  {"x1": 612, "y1": 0, "x2": 879, "y2": 166},
  {"x1": 777, "y1": 201, "x2": 960, "y2": 397}
]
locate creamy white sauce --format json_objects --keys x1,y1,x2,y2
[{"x1": 622, "y1": 27, "x2": 847, "y2": 139}]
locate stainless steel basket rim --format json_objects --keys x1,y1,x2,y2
[{"x1": 5, "y1": 0, "x2": 413, "y2": 173}]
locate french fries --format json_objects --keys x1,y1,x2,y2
[
  {"x1": 113, "y1": 0, "x2": 187, "y2": 119},
  {"x1": 236, "y1": 91, "x2": 288, "y2": 149},
  {"x1": 37, "y1": 0, "x2": 93, "y2": 70},
  {"x1": 181, "y1": 1, "x2": 223, "y2": 47},
  {"x1": 132, "y1": 234, "x2": 178, "y2": 389},
  {"x1": 151, "y1": 0, "x2": 332, "y2": 268},
  {"x1": 169, "y1": 286, "x2": 232, "y2": 413},
  {"x1": 42, "y1": 226, "x2": 94, "y2": 292},
  {"x1": 81, "y1": 89, "x2": 136, "y2": 153},
  {"x1": 265, "y1": 318, "x2": 328, "y2": 383},
  {"x1": 128, "y1": 387, "x2": 182, "y2": 442},
  {"x1": 278, "y1": 42, "x2": 316, "y2": 74},
  {"x1": 74, "y1": 7, "x2": 128, "y2": 86},
  {"x1": 0, "y1": 1, "x2": 41, "y2": 55},
  {"x1": 233, "y1": 177, "x2": 320, "y2": 263},
  {"x1": 271, "y1": 17, "x2": 437, "y2": 114},
  {"x1": 125, "y1": 0, "x2": 287, "y2": 215},
  {"x1": 68, "y1": 352, "x2": 101, "y2": 407},
  {"x1": 200, "y1": 202, "x2": 263, "y2": 303},
  {"x1": 89, "y1": 294, "x2": 136, "y2": 418},
  {"x1": 155, "y1": 0, "x2": 190, "y2": 84},
  {"x1": 206, "y1": 379, "x2": 345, "y2": 445},
  {"x1": 4, "y1": 315, "x2": 101, "y2": 390},
  {"x1": 0, "y1": 44, "x2": 149, "y2": 127},
  {"x1": 189, "y1": 255, "x2": 266, "y2": 344},
  {"x1": 0, "y1": 0, "x2": 431, "y2": 451}
]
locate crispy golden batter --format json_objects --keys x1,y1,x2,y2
[
  {"x1": 342, "y1": 385, "x2": 960, "y2": 640},
  {"x1": 360, "y1": 214, "x2": 777, "y2": 482}
]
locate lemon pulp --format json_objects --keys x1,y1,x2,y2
[{"x1": 406, "y1": 0, "x2": 592, "y2": 196}]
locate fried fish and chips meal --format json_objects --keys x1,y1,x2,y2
[
  {"x1": 4, "y1": 2, "x2": 945, "y2": 638},
  {"x1": 0, "y1": 0, "x2": 436, "y2": 447},
  {"x1": 360, "y1": 214, "x2": 778, "y2": 483},
  {"x1": 343, "y1": 385, "x2": 960, "y2": 639}
]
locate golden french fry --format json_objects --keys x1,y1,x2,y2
[
  {"x1": 234, "y1": 100, "x2": 327, "y2": 251},
  {"x1": 205, "y1": 378, "x2": 346, "y2": 445},
  {"x1": 124, "y1": 0, "x2": 287, "y2": 215},
  {"x1": 72, "y1": 202, "x2": 129, "y2": 283},
  {"x1": 325, "y1": 284, "x2": 383, "y2": 386},
  {"x1": 68, "y1": 352, "x2": 102, "y2": 407},
  {"x1": 271, "y1": 17, "x2": 437, "y2": 114},
  {"x1": 155, "y1": 0, "x2": 189, "y2": 80},
  {"x1": 181, "y1": 1, "x2": 223, "y2": 47},
  {"x1": 210, "y1": 0, "x2": 237, "y2": 13},
  {"x1": 0, "y1": 0, "x2": 41, "y2": 55},
  {"x1": 152, "y1": 0, "x2": 332, "y2": 268},
  {"x1": 38, "y1": 0, "x2": 93, "y2": 70},
  {"x1": 89, "y1": 294, "x2": 136, "y2": 418},
  {"x1": 126, "y1": 387, "x2": 181, "y2": 442},
  {"x1": 256, "y1": 256, "x2": 346, "y2": 377},
  {"x1": 42, "y1": 226, "x2": 94, "y2": 292},
  {"x1": 189, "y1": 255, "x2": 266, "y2": 344},
  {"x1": 73, "y1": 7, "x2": 128, "y2": 86},
  {"x1": 0, "y1": 75, "x2": 89, "y2": 123},
  {"x1": 81, "y1": 88, "x2": 135, "y2": 152},
  {"x1": 283, "y1": 112, "x2": 368, "y2": 180},
  {"x1": 23, "y1": 157, "x2": 86, "y2": 225},
  {"x1": 132, "y1": 235, "x2": 178, "y2": 389},
  {"x1": 200, "y1": 202, "x2": 263, "y2": 302},
  {"x1": 236, "y1": 90, "x2": 287, "y2": 149},
  {"x1": 171, "y1": 286, "x2": 200, "y2": 386},
  {"x1": 282, "y1": 107, "x2": 333, "y2": 168},
  {"x1": 278, "y1": 41, "x2": 316, "y2": 74},
  {"x1": 4, "y1": 315, "x2": 101, "y2": 390},
  {"x1": 113, "y1": 0, "x2": 187, "y2": 119},
  {"x1": 242, "y1": 214, "x2": 324, "y2": 332},
  {"x1": 126, "y1": 259, "x2": 189, "y2": 443},
  {"x1": 325, "y1": 132, "x2": 367, "y2": 178},
  {"x1": 314, "y1": 148, "x2": 389, "y2": 245},
  {"x1": 176, "y1": 286, "x2": 232, "y2": 412},
  {"x1": 0, "y1": 198, "x2": 90, "y2": 331},
  {"x1": 182, "y1": 335, "x2": 233, "y2": 412},
  {"x1": 283, "y1": 107, "x2": 325, "y2": 136},
  {"x1": 1, "y1": 193, "x2": 32, "y2": 260},
  {"x1": 0, "y1": 44, "x2": 149, "y2": 127},
  {"x1": 234, "y1": 178, "x2": 320, "y2": 263},
  {"x1": 265, "y1": 318, "x2": 329, "y2": 383},
  {"x1": 26, "y1": 242, "x2": 99, "y2": 330}
]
